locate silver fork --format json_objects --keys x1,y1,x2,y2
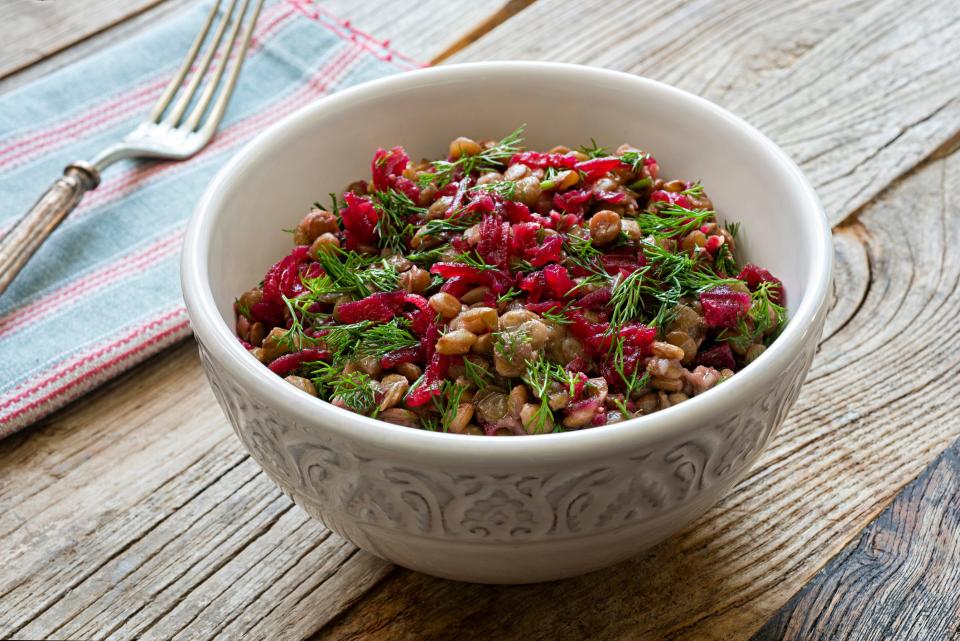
[{"x1": 0, "y1": 0, "x2": 264, "y2": 295}]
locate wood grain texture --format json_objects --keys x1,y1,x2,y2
[
  {"x1": 0, "y1": 0, "x2": 195, "y2": 95},
  {"x1": 0, "y1": 341, "x2": 393, "y2": 641},
  {"x1": 752, "y1": 439, "x2": 960, "y2": 641},
  {"x1": 0, "y1": 0, "x2": 169, "y2": 80},
  {"x1": 449, "y1": 0, "x2": 960, "y2": 226},
  {"x1": 0, "y1": 2, "x2": 517, "y2": 640},
  {"x1": 316, "y1": 139, "x2": 960, "y2": 641}
]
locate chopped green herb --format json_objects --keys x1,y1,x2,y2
[
  {"x1": 371, "y1": 189, "x2": 424, "y2": 252},
  {"x1": 497, "y1": 287, "x2": 522, "y2": 305},
  {"x1": 563, "y1": 235, "x2": 608, "y2": 279},
  {"x1": 432, "y1": 381, "x2": 469, "y2": 432},
  {"x1": 471, "y1": 180, "x2": 518, "y2": 200},
  {"x1": 494, "y1": 326, "x2": 530, "y2": 360},
  {"x1": 464, "y1": 358, "x2": 495, "y2": 390},
  {"x1": 235, "y1": 297, "x2": 252, "y2": 319},
  {"x1": 417, "y1": 126, "x2": 525, "y2": 189},
  {"x1": 449, "y1": 250, "x2": 498, "y2": 272},
  {"x1": 418, "y1": 210, "x2": 482, "y2": 238},
  {"x1": 407, "y1": 244, "x2": 452, "y2": 265},
  {"x1": 521, "y1": 356, "x2": 567, "y2": 433},
  {"x1": 619, "y1": 150, "x2": 650, "y2": 173},
  {"x1": 577, "y1": 138, "x2": 608, "y2": 159},
  {"x1": 540, "y1": 306, "x2": 572, "y2": 325},
  {"x1": 635, "y1": 204, "x2": 714, "y2": 239},
  {"x1": 680, "y1": 181, "x2": 705, "y2": 198},
  {"x1": 718, "y1": 281, "x2": 787, "y2": 351}
]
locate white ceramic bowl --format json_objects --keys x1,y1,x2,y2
[{"x1": 182, "y1": 62, "x2": 832, "y2": 584}]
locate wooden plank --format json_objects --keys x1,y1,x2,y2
[
  {"x1": 449, "y1": 0, "x2": 960, "y2": 226},
  {"x1": 0, "y1": 3, "x2": 522, "y2": 640},
  {"x1": 315, "y1": 144, "x2": 960, "y2": 641},
  {"x1": 0, "y1": 0, "x2": 169, "y2": 81},
  {"x1": 751, "y1": 439, "x2": 960, "y2": 641}
]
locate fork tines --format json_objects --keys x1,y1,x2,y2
[{"x1": 149, "y1": 0, "x2": 265, "y2": 136}]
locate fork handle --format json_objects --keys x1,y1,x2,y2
[{"x1": 0, "y1": 162, "x2": 100, "y2": 296}]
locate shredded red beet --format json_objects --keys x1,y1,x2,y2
[
  {"x1": 698, "y1": 343, "x2": 736, "y2": 370},
  {"x1": 576, "y1": 157, "x2": 626, "y2": 178},
  {"x1": 335, "y1": 291, "x2": 406, "y2": 324},
  {"x1": 268, "y1": 348, "x2": 332, "y2": 376},
  {"x1": 543, "y1": 264, "x2": 575, "y2": 298},
  {"x1": 509, "y1": 151, "x2": 578, "y2": 169},
  {"x1": 650, "y1": 190, "x2": 693, "y2": 209},
  {"x1": 700, "y1": 286, "x2": 752, "y2": 328},
  {"x1": 340, "y1": 192, "x2": 378, "y2": 250}
]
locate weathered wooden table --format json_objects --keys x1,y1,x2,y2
[{"x1": 2, "y1": 1, "x2": 959, "y2": 639}]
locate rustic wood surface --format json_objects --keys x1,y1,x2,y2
[
  {"x1": 751, "y1": 438, "x2": 960, "y2": 641},
  {"x1": 1, "y1": 0, "x2": 959, "y2": 640}
]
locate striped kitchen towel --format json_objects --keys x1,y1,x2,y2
[{"x1": 0, "y1": 0, "x2": 423, "y2": 436}]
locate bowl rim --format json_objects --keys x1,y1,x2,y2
[{"x1": 181, "y1": 61, "x2": 832, "y2": 461}]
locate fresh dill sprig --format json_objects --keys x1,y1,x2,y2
[
  {"x1": 609, "y1": 336, "x2": 650, "y2": 397},
  {"x1": 371, "y1": 189, "x2": 424, "y2": 252},
  {"x1": 512, "y1": 259, "x2": 538, "y2": 274},
  {"x1": 619, "y1": 150, "x2": 650, "y2": 173},
  {"x1": 714, "y1": 220, "x2": 742, "y2": 275},
  {"x1": 235, "y1": 297, "x2": 252, "y2": 319},
  {"x1": 520, "y1": 356, "x2": 565, "y2": 433},
  {"x1": 606, "y1": 241, "x2": 740, "y2": 332},
  {"x1": 726, "y1": 221, "x2": 741, "y2": 240},
  {"x1": 608, "y1": 269, "x2": 647, "y2": 329},
  {"x1": 494, "y1": 326, "x2": 530, "y2": 360},
  {"x1": 522, "y1": 356, "x2": 566, "y2": 398},
  {"x1": 635, "y1": 204, "x2": 715, "y2": 238},
  {"x1": 540, "y1": 306, "x2": 572, "y2": 325},
  {"x1": 303, "y1": 361, "x2": 378, "y2": 414},
  {"x1": 432, "y1": 380, "x2": 469, "y2": 432},
  {"x1": 314, "y1": 193, "x2": 343, "y2": 215},
  {"x1": 448, "y1": 250, "x2": 498, "y2": 272},
  {"x1": 577, "y1": 138, "x2": 608, "y2": 159},
  {"x1": 353, "y1": 319, "x2": 419, "y2": 358},
  {"x1": 316, "y1": 321, "x2": 370, "y2": 359},
  {"x1": 278, "y1": 295, "x2": 319, "y2": 350},
  {"x1": 407, "y1": 243, "x2": 452, "y2": 266},
  {"x1": 464, "y1": 358, "x2": 495, "y2": 390},
  {"x1": 471, "y1": 180, "x2": 518, "y2": 200},
  {"x1": 306, "y1": 249, "x2": 399, "y2": 298},
  {"x1": 713, "y1": 242, "x2": 739, "y2": 276},
  {"x1": 718, "y1": 281, "x2": 787, "y2": 351},
  {"x1": 417, "y1": 125, "x2": 525, "y2": 189},
  {"x1": 418, "y1": 210, "x2": 482, "y2": 238},
  {"x1": 542, "y1": 166, "x2": 562, "y2": 184},
  {"x1": 563, "y1": 235, "x2": 608, "y2": 279},
  {"x1": 332, "y1": 371, "x2": 378, "y2": 414},
  {"x1": 497, "y1": 287, "x2": 521, "y2": 305},
  {"x1": 421, "y1": 416, "x2": 441, "y2": 432},
  {"x1": 318, "y1": 318, "x2": 416, "y2": 363},
  {"x1": 680, "y1": 181, "x2": 705, "y2": 198}
]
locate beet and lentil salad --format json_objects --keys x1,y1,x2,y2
[{"x1": 234, "y1": 126, "x2": 787, "y2": 435}]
